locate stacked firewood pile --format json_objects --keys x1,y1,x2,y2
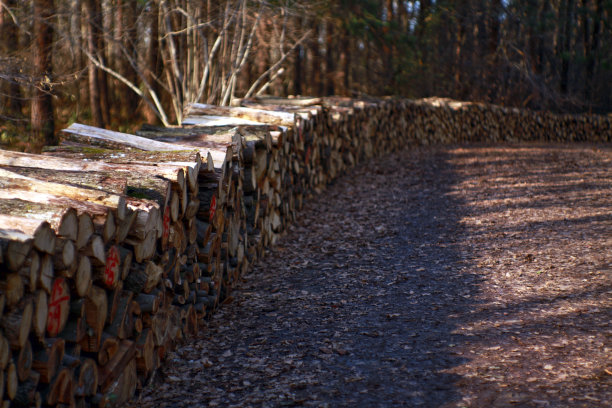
[
  {"x1": 402, "y1": 97, "x2": 612, "y2": 143},
  {"x1": 0, "y1": 97, "x2": 610, "y2": 407},
  {"x1": 0, "y1": 125, "x2": 213, "y2": 407}
]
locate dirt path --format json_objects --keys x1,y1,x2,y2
[{"x1": 133, "y1": 144, "x2": 611, "y2": 408}]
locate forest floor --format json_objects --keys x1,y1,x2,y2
[{"x1": 132, "y1": 143, "x2": 611, "y2": 408}]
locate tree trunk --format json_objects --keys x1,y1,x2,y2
[
  {"x1": 142, "y1": 2, "x2": 161, "y2": 124},
  {"x1": 83, "y1": 0, "x2": 105, "y2": 128},
  {"x1": 310, "y1": 22, "x2": 323, "y2": 96},
  {"x1": 294, "y1": 44, "x2": 303, "y2": 96},
  {"x1": 584, "y1": 0, "x2": 603, "y2": 104},
  {"x1": 559, "y1": 0, "x2": 575, "y2": 95},
  {"x1": 0, "y1": 0, "x2": 23, "y2": 117},
  {"x1": 115, "y1": 0, "x2": 139, "y2": 117},
  {"x1": 97, "y1": 1, "x2": 111, "y2": 126},
  {"x1": 30, "y1": 0, "x2": 56, "y2": 148},
  {"x1": 325, "y1": 22, "x2": 335, "y2": 96}
]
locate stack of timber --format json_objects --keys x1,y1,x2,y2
[
  {"x1": 0, "y1": 124, "x2": 211, "y2": 407},
  {"x1": 0, "y1": 96, "x2": 611, "y2": 407}
]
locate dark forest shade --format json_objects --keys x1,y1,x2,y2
[{"x1": 1, "y1": 0, "x2": 611, "y2": 148}]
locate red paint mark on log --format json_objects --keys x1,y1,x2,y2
[
  {"x1": 47, "y1": 278, "x2": 69, "y2": 337},
  {"x1": 209, "y1": 195, "x2": 216, "y2": 223},
  {"x1": 162, "y1": 206, "x2": 170, "y2": 241},
  {"x1": 104, "y1": 246, "x2": 120, "y2": 287}
]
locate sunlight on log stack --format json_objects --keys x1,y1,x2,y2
[{"x1": 0, "y1": 97, "x2": 609, "y2": 406}]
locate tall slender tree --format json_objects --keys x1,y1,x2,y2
[{"x1": 30, "y1": 0, "x2": 56, "y2": 147}]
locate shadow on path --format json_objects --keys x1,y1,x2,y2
[
  {"x1": 137, "y1": 146, "x2": 484, "y2": 407},
  {"x1": 286, "y1": 147, "x2": 485, "y2": 406},
  {"x1": 136, "y1": 144, "x2": 611, "y2": 408}
]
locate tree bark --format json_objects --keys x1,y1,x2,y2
[
  {"x1": 559, "y1": 0, "x2": 575, "y2": 95},
  {"x1": 114, "y1": 0, "x2": 139, "y2": 117},
  {"x1": 142, "y1": 2, "x2": 161, "y2": 123},
  {"x1": 0, "y1": 0, "x2": 23, "y2": 117},
  {"x1": 83, "y1": 0, "x2": 105, "y2": 128},
  {"x1": 30, "y1": 0, "x2": 56, "y2": 148},
  {"x1": 325, "y1": 22, "x2": 335, "y2": 96}
]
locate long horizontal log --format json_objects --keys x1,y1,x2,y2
[
  {"x1": 0, "y1": 168, "x2": 127, "y2": 220},
  {"x1": 135, "y1": 127, "x2": 232, "y2": 169},
  {"x1": 0, "y1": 214, "x2": 55, "y2": 256},
  {"x1": 0, "y1": 198, "x2": 78, "y2": 242},
  {"x1": 0, "y1": 149, "x2": 198, "y2": 188},
  {"x1": 62, "y1": 123, "x2": 196, "y2": 152},
  {"x1": 186, "y1": 103, "x2": 295, "y2": 127},
  {"x1": 0, "y1": 189, "x2": 114, "y2": 241}
]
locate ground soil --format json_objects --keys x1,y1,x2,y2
[{"x1": 133, "y1": 143, "x2": 611, "y2": 408}]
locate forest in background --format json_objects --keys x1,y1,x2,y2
[{"x1": 1, "y1": 0, "x2": 611, "y2": 150}]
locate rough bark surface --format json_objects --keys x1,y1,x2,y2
[{"x1": 134, "y1": 143, "x2": 611, "y2": 408}]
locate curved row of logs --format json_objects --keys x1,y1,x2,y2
[{"x1": 0, "y1": 97, "x2": 610, "y2": 407}]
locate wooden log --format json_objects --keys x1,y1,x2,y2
[
  {"x1": 0, "y1": 165, "x2": 127, "y2": 198},
  {"x1": 125, "y1": 299, "x2": 139, "y2": 337},
  {"x1": 46, "y1": 278, "x2": 70, "y2": 338},
  {"x1": 0, "y1": 334, "x2": 9, "y2": 370},
  {"x1": 6, "y1": 360, "x2": 18, "y2": 400},
  {"x1": 58, "y1": 316, "x2": 86, "y2": 344},
  {"x1": 241, "y1": 95, "x2": 323, "y2": 107},
  {"x1": 124, "y1": 230, "x2": 156, "y2": 263},
  {"x1": 133, "y1": 293, "x2": 159, "y2": 314},
  {"x1": 76, "y1": 213, "x2": 94, "y2": 250},
  {"x1": 32, "y1": 290, "x2": 48, "y2": 340},
  {"x1": 0, "y1": 273, "x2": 24, "y2": 308},
  {"x1": 13, "y1": 370, "x2": 40, "y2": 408},
  {"x1": 18, "y1": 252, "x2": 39, "y2": 293},
  {"x1": 106, "y1": 290, "x2": 133, "y2": 339},
  {"x1": 53, "y1": 238, "x2": 75, "y2": 272},
  {"x1": 0, "y1": 197, "x2": 77, "y2": 244},
  {"x1": 74, "y1": 358, "x2": 98, "y2": 397},
  {"x1": 37, "y1": 254, "x2": 53, "y2": 294},
  {"x1": 74, "y1": 255, "x2": 93, "y2": 297},
  {"x1": 1, "y1": 298, "x2": 33, "y2": 349},
  {"x1": 127, "y1": 200, "x2": 163, "y2": 242},
  {"x1": 135, "y1": 328, "x2": 154, "y2": 374},
  {"x1": 97, "y1": 339, "x2": 136, "y2": 393},
  {"x1": 0, "y1": 168, "x2": 126, "y2": 220},
  {"x1": 115, "y1": 208, "x2": 137, "y2": 243},
  {"x1": 97, "y1": 333, "x2": 119, "y2": 367},
  {"x1": 0, "y1": 189, "x2": 114, "y2": 243},
  {"x1": 182, "y1": 304, "x2": 197, "y2": 337},
  {"x1": 186, "y1": 103, "x2": 296, "y2": 127},
  {"x1": 32, "y1": 338, "x2": 64, "y2": 383},
  {"x1": 82, "y1": 286, "x2": 107, "y2": 351},
  {"x1": 16, "y1": 338, "x2": 32, "y2": 382},
  {"x1": 183, "y1": 114, "x2": 268, "y2": 127},
  {"x1": 123, "y1": 261, "x2": 162, "y2": 295},
  {"x1": 62, "y1": 123, "x2": 197, "y2": 152},
  {"x1": 30, "y1": 146, "x2": 202, "y2": 186},
  {"x1": 42, "y1": 366, "x2": 74, "y2": 406},
  {"x1": 0, "y1": 215, "x2": 54, "y2": 258},
  {"x1": 101, "y1": 358, "x2": 137, "y2": 406},
  {"x1": 93, "y1": 245, "x2": 124, "y2": 289}
]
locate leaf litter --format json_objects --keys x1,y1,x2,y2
[{"x1": 133, "y1": 143, "x2": 611, "y2": 408}]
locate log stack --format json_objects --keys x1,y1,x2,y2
[{"x1": 0, "y1": 96, "x2": 610, "y2": 407}]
